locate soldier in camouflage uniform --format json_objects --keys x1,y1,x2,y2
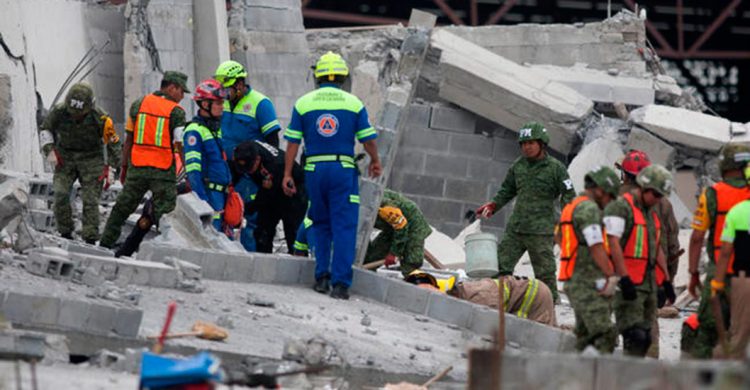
[
  {"x1": 39, "y1": 83, "x2": 121, "y2": 243},
  {"x1": 477, "y1": 122, "x2": 576, "y2": 302},
  {"x1": 559, "y1": 166, "x2": 620, "y2": 353},
  {"x1": 364, "y1": 189, "x2": 432, "y2": 276},
  {"x1": 685, "y1": 143, "x2": 750, "y2": 358},
  {"x1": 99, "y1": 71, "x2": 189, "y2": 249},
  {"x1": 604, "y1": 164, "x2": 673, "y2": 357}
]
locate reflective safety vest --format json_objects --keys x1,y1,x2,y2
[
  {"x1": 558, "y1": 195, "x2": 610, "y2": 281},
  {"x1": 131, "y1": 94, "x2": 181, "y2": 169},
  {"x1": 622, "y1": 193, "x2": 662, "y2": 285},
  {"x1": 494, "y1": 278, "x2": 538, "y2": 319},
  {"x1": 711, "y1": 182, "x2": 750, "y2": 274}
]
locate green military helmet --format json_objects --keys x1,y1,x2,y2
[
  {"x1": 214, "y1": 60, "x2": 247, "y2": 87},
  {"x1": 585, "y1": 166, "x2": 620, "y2": 196},
  {"x1": 65, "y1": 82, "x2": 94, "y2": 115},
  {"x1": 718, "y1": 143, "x2": 750, "y2": 173},
  {"x1": 518, "y1": 122, "x2": 550, "y2": 145},
  {"x1": 636, "y1": 164, "x2": 673, "y2": 196}
]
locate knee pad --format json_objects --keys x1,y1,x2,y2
[{"x1": 622, "y1": 327, "x2": 651, "y2": 356}]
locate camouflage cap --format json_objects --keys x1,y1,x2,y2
[
  {"x1": 636, "y1": 164, "x2": 673, "y2": 196},
  {"x1": 163, "y1": 71, "x2": 190, "y2": 93},
  {"x1": 65, "y1": 82, "x2": 94, "y2": 115},
  {"x1": 718, "y1": 143, "x2": 750, "y2": 172},
  {"x1": 518, "y1": 122, "x2": 550, "y2": 145},
  {"x1": 585, "y1": 166, "x2": 620, "y2": 196}
]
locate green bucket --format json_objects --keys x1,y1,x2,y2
[{"x1": 464, "y1": 232, "x2": 499, "y2": 278}]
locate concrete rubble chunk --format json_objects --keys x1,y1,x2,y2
[
  {"x1": 626, "y1": 126, "x2": 676, "y2": 168},
  {"x1": 431, "y1": 29, "x2": 594, "y2": 154},
  {"x1": 629, "y1": 105, "x2": 731, "y2": 151},
  {"x1": 567, "y1": 137, "x2": 623, "y2": 192},
  {"x1": 0, "y1": 177, "x2": 28, "y2": 232},
  {"x1": 529, "y1": 64, "x2": 655, "y2": 106}
]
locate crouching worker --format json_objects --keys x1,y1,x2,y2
[
  {"x1": 183, "y1": 79, "x2": 233, "y2": 231},
  {"x1": 450, "y1": 276, "x2": 555, "y2": 326},
  {"x1": 363, "y1": 189, "x2": 432, "y2": 277}
]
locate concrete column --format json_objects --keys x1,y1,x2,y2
[{"x1": 193, "y1": 0, "x2": 229, "y2": 81}]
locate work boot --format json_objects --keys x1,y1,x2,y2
[
  {"x1": 60, "y1": 232, "x2": 73, "y2": 240},
  {"x1": 84, "y1": 239, "x2": 97, "y2": 245},
  {"x1": 330, "y1": 284, "x2": 349, "y2": 300},
  {"x1": 313, "y1": 276, "x2": 330, "y2": 294}
]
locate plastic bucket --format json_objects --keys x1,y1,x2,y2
[{"x1": 464, "y1": 232, "x2": 499, "y2": 278}]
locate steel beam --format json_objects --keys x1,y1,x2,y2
[
  {"x1": 431, "y1": 0, "x2": 465, "y2": 25},
  {"x1": 302, "y1": 8, "x2": 407, "y2": 25},
  {"x1": 623, "y1": 0, "x2": 676, "y2": 52},
  {"x1": 485, "y1": 0, "x2": 517, "y2": 25},
  {"x1": 687, "y1": 0, "x2": 743, "y2": 54}
]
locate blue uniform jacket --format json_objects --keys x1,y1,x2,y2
[
  {"x1": 220, "y1": 88, "x2": 281, "y2": 159},
  {"x1": 183, "y1": 116, "x2": 232, "y2": 201}
]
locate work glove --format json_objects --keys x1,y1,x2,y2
[
  {"x1": 598, "y1": 276, "x2": 620, "y2": 297},
  {"x1": 120, "y1": 164, "x2": 128, "y2": 185},
  {"x1": 618, "y1": 276, "x2": 637, "y2": 301},
  {"x1": 688, "y1": 271, "x2": 702, "y2": 298},
  {"x1": 384, "y1": 252, "x2": 397, "y2": 267},
  {"x1": 710, "y1": 279, "x2": 725, "y2": 298},
  {"x1": 476, "y1": 202, "x2": 497, "y2": 219},
  {"x1": 662, "y1": 280, "x2": 677, "y2": 305},
  {"x1": 46, "y1": 148, "x2": 63, "y2": 169},
  {"x1": 98, "y1": 165, "x2": 116, "y2": 190}
]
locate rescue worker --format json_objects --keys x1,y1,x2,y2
[
  {"x1": 230, "y1": 141, "x2": 307, "y2": 253},
  {"x1": 450, "y1": 276, "x2": 556, "y2": 326},
  {"x1": 604, "y1": 164, "x2": 673, "y2": 357},
  {"x1": 39, "y1": 83, "x2": 121, "y2": 244},
  {"x1": 182, "y1": 79, "x2": 232, "y2": 231},
  {"x1": 686, "y1": 143, "x2": 750, "y2": 358},
  {"x1": 214, "y1": 60, "x2": 282, "y2": 251},
  {"x1": 283, "y1": 51, "x2": 382, "y2": 300},
  {"x1": 363, "y1": 189, "x2": 432, "y2": 277},
  {"x1": 558, "y1": 166, "x2": 621, "y2": 353},
  {"x1": 100, "y1": 71, "x2": 188, "y2": 249},
  {"x1": 293, "y1": 215, "x2": 313, "y2": 257},
  {"x1": 710, "y1": 171, "x2": 750, "y2": 359},
  {"x1": 614, "y1": 150, "x2": 679, "y2": 358},
  {"x1": 476, "y1": 122, "x2": 576, "y2": 302}
]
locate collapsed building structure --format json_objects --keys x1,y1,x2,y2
[{"x1": 1, "y1": 0, "x2": 750, "y2": 387}]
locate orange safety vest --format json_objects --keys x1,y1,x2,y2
[
  {"x1": 558, "y1": 195, "x2": 610, "y2": 281},
  {"x1": 711, "y1": 182, "x2": 750, "y2": 275},
  {"x1": 131, "y1": 94, "x2": 181, "y2": 170},
  {"x1": 622, "y1": 193, "x2": 662, "y2": 285}
]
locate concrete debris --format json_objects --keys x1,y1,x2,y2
[
  {"x1": 91, "y1": 349, "x2": 126, "y2": 369},
  {"x1": 216, "y1": 314, "x2": 235, "y2": 330},
  {"x1": 568, "y1": 136, "x2": 623, "y2": 192},
  {"x1": 629, "y1": 105, "x2": 731, "y2": 151},
  {"x1": 282, "y1": 337, "x2": 344, "y2": 366},
  {"x1": 425, "y1": 227, "x2": 465, "y2": 267},
  {"x1": 360, "y1": 314, "x2": 372, "y2": 327},
  {"x1": 247, "y1": 293, "x2": 276, "y2": 308},
  {"x1": 0, "y1": 176, "x2": 28, "y2": 232},
  {"x1": 86, "y1": 281, "x2": 142, "y2": 306}
]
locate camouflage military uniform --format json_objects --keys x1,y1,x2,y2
[
  {"x1": 100, "y1": 84, "x2": 187, "y2": 248},
  {"x1": 364, "y1": 190, "x2": 432, "y2": 276},
  {"x1": 687, "y1": 177, "x2": 745, "y2": 358},
  {"x1": 39, "y1": 84, "x2": 121, "y2": 243},
  {"x1": 493, "y1": 154, "x2": 576, "y2": 302},
  {"x1": 605, "y1": 189, "x2": 660, "y2": 356},
  {"x1": 565, "y1": 199, "x2": 617, "y2": 353}
]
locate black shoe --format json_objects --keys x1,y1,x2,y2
[
  {"x1": 330, "y1": 284, "x2": 349, "y2": 300},
  {"x1": 313, "y1": 277, "x2": 330, "y2": 294},
  {"x1": 60, "y1": 233, "x2": 73, "y2": 240},
  {"x1": 84, "y1": 239, "x2": 97, "y2": 245}
]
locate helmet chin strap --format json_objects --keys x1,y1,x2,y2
[{"x1": 199, "y1": 101, "x2": 221, "y2": 120}]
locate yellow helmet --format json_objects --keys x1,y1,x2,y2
[
  {"x1": 314, "y1": 51, "x2": 349, "y2": 80},
  {"x1": 379, "y1": 206, "x2": 407, "y2": 230},
  {"x1": 405, "y1": 270, "x2": 438, "y2": 287},
  {"x1": 436, "y1": 276, "x2": 456, "y2": 293}
]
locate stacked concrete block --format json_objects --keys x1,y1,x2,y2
[
  {"x1": 431, "y1": 29, "x2": 594, "y2": 154},
  {"x1": 27, "y1": 178, "x2": 54, "y2": 201},
  {"x1": 26, "y1": 248, "x2": 75, "y2": 281},
  {"x1": 0, "y1": 330, "x2": 47, "y2": 361},
  {"x1": 443, "y1": 11, "x2": 647, "y2": 77},
  {"x1": 227, "y1": 0, "x2": 313, "y2": 128},
  {"x1": 0, "y1": 290, "x2": 142, "y2": 337},
  {"x1": 630, "y1": 105, "x2": 731, "y2": 152},
  {"x1": 69, "y1": 252, "x2": 180, "y2": 289},
  {"x1": 29, "y1": 210, "x2": 55, "y2": 233}
]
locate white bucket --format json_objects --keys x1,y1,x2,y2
[{"x1": 464, "y1": 232, "x2": 499, "y2": 278}]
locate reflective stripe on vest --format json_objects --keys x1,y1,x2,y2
[
  {"x1": 622, "y1": 193, "x2": 651, "y2": 285},
  {"x1": 712, "y1": 182, "x2": 750, "y2": 274},
  {"x1": 558, "y1": 196, "x2": 609, "y2": 281},
  {"x1": 131, "y1": 94, "x2": 181, "y2": 169}
]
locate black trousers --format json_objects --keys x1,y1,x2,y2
[{"x1": 254, "y1": 195, "x2": 307, "y2": 253}]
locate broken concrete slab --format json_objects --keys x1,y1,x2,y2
[
  {"x1": 568, "y1": 136, "x2": 623, "y2": 192},
  {"x1": 192, "y1": 0, "x2": 229, "y2": 80},
  {"x1": 626, "y1": 126, "x2": 676, "y2": 168},
  {"x1": 431, "y1": 29, "x2": 593, "y2": 154},
  {"x1": 629, "y1": 105, "x2": 731, "y2": 151},
  {"x1": 0, "y1": 176, "x2": 28, "y2": 232},
  {"x1": 529, "y1": 64, "x2": 655, "y2": 106}
]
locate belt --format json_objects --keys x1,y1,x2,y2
[
  {"x1": 206, "y1": 182, "x2": 227, "y2": 192},
  {"x1": 305, "y1": 154, "x2": 355, "y2": 164}
]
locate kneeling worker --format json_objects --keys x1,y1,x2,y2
[{"x1": 364, "y1": 189, "x2": 432, "y2": 276}]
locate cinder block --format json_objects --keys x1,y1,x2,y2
[
  {"x1": 384, "y1": 279, "x2": 430, "y2": 315},
  {"x1": 424, "y1": 154, "x2": 468, "y2": 177},
  {"x1": 425, "y1": 292, "x2": 474, "y2": 328},
  {"x1": 594, "y1": 356, "x2": 664, "y2": 389},
  {"x1": 147, "y1": 267, "x2": 180, "y2": 288},
  {"x1": 113, "y1": 307, "x2": 143, "y2": 337},
  {"x1": 57, "y1": 299, "x2": 90, "y2": 330},
  {"x1": 270, "y1": 256, "x2": 303, "y2": 285},
  {"x1": 525, "y1": 353, "x2": 596, "y2": 389},
  {"x1": 449, "y1": 133, "x2": 493, "y2": 157},
  {"x1": 392, "y1": 148, "x2": 426, "y2": 174},
  {"x1": 350, "y1": 269, "x2": 389, "y2": 302},
  {"x1": 86, "y1": 303, "x2": 117, "y2": 335},
  {"x1": 3, "y1": 292, "x2": 35, "y2": 324},
  {"x1": 297, "y1": 259, "x2": 316, "y2": 285},
  {"x1": 444, "y1": 178, "x2": 487, "y2": 203},
  {"x1": 504, "y1": 315, "x2": 576, "y2": 353},
  {"x1": 29, "y1": 296, "x2": 61, "y2": 327},
  {"x1": 26, "y1": 250, "x2": 75, "y2": 280},
  {"x1": 249, "y1": 255, "x2": 278, "y2": 284},
  {"x1": 220, "y1": 254, "x2": 253, "y2": 282},
  {"x1": 429, "y1": 105, "x2": 477, "y2": 133},
  {"x1": 398, "y1": 173, "x2": 445, "y2": 197},
  {"x1": 401, "y1": 128, "x2": 451, "y2": 153},
  {"x1": 406, "y1": 104, "x2": 432, "y2": 128},
  {"x1": 468, "y1": 306, "x2": 499, "y2": 336},
  {"x1": 199, "y1": 253, "x2": 230, "y2": 280},
  {"x1": 412, "y1": 196, "x2": 463, "y2": 222},
  {"x1": 29, "y1": 210, "x2": 55, "y2": 232},
  {"x1": 378, "y1": 101, "x2": 404, "y2": 131},
  {"x1": 666, "y1": 360, "x2": 744, "y2": 389},
  {"x1": 492, "y1": 138, "x2": 519, "y2": 162}
]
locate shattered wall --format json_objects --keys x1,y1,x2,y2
[{"x1": 228, "y1": 0, "x2": 313, "y2": 128}]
